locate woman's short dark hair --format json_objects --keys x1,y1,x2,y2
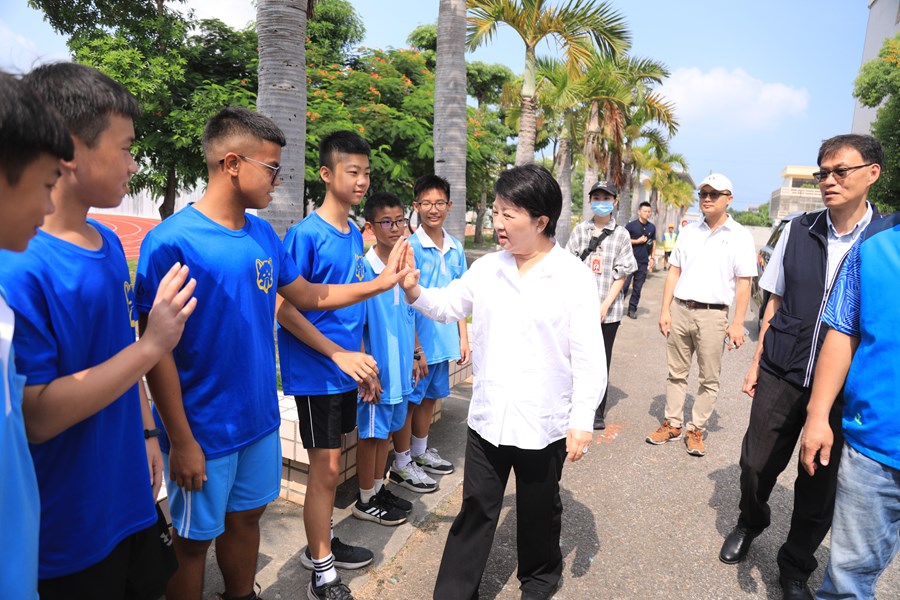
[
  {"x1": 22, "y1": 62, "x2": 140, "y2": 149},
  {"x1": 0, "y1": 72, "x2": 73, "y2": 186},
  {"x1": 494, "y1": 164, "x2": 561, "y2": 238}
]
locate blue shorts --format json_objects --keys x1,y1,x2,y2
[
  {"x1": 164, "y1": 431, "x2": 281, "y2": 541},
  {"x1": 357, "y1": 399, "x2": 409, "y2": 439},
  {"x1": 408, "y1": 361, "x2": 451, "y2": 405}
]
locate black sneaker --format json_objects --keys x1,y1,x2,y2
[
  {"x1": 307, "y1": 575, "x2": 354, "y2": 600},
  {"x1": 627, "y1": 310, "x2": 637, "y2": 319},
  {"x1": 299, "y1": 538, "x2": 374, "y2": 570},
  {"x1": 377, "y1": 486, "x2": 413, "y2": 514},
  {"x1": 351, "y1": 493, "x2": 407, "y2": 526}
]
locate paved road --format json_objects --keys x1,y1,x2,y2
[{"x1": 197, "y1": 231, "x2": 899, "y2": 599}]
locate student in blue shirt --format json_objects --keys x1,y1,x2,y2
[
  {"x1": 390, "y1": 175, "x2": 469, "y2": 493},
  {"x1": 0, "y1": 71, "x2": 73, "y2": 600},
  {"x1": 137, "y1": 112, "x2": 410, "y2": 600},
  {"x1": 0, "y1": 63, "x2": 197, "y2": 600},
  {"x1": 349, "y1": 191, "x2": 422, "y2": 528}
]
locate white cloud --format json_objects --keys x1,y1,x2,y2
[
  {"x1": 0, "y1": 19, "x2": 69, "y2": 73},
  {"x1": 171, "y1": 0, "x2": 257, "y2": 30},
  {"x1": 659, "y1": 67, "x2": 809, "y2": 132}
]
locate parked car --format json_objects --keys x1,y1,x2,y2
[{"x1": 751, "y1": 211, "x2": 804, "y2": 328}]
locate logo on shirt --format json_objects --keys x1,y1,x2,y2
[
  {"x1": 355, "y1": 254, "x2": 366, "y2": 282},
  {"x1": 123, "y1": 281, "x2": 137, "y2": 327},
  {"x1": 256, "y1": 258, "x2": 274, "y2": 293}
]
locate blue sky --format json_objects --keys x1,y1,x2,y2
[{"x1": 0, "y1": 1, "x2": 873, "y2": 210}]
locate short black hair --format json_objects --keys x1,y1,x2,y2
[
  {"x1": 202, "y1": 106, "x2": 286, "y2": 159},
  {"x1": 818, "y1": 134, "x2": 883, "y2": 168},
  {"x1": 319, "y1": 130, "x2": 370, "y2": 170},
  {"x1": 363, "y1": 191, "x2": 404, "y2": 223},
  {"x1": 639, "y1": 201, "x2": 651, "y2": 210},
  {"x1": 0, "y1": 72, "x2": 73, "y2": 186},
  {"x1": 414, "y1": 174, "x2": 450, "y2": 201},
  {"x1": 22, "y1": 62, "x2": 140, "y2": 148},
  {"x1": 494, "y1": 164, "x2": 561, "y2": 238}
]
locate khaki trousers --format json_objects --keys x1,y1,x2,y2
[{"x1": 664, "y1": 300, "x2": 728, "y2": 430}]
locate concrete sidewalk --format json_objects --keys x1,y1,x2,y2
[{"x1": 200, "y1": 264, "x2": 900, "y2": 600}]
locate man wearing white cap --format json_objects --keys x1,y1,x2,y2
[{"x1": 646, "y1": 173, "x2": 756, "y2": 456}]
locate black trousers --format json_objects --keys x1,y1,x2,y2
[
  {"x1": 596, "y1": 320, "x2": 621, "y2": 419},
  {"x1": 433, "y1": 428, "x2": 568, "y2": 600},
  {"x1": 737, "y1": 368, "x2": 844, "y2": 581},
  {"x1": 623, "y1": 265, "x2": 648, "y2": 312}
]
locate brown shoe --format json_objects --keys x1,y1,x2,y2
[
  {"x1": 646, "y1": 420, "x2": 683, "y2": 444},
  {"x1": 685, "y1": 429, "x2": 706, "y2": 456}
]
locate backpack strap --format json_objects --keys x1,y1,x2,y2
[{"x1": 578, "y1": 229, "x2": 612, "y2": 262}]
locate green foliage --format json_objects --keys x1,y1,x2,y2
[
  {"x1": 728, "y1": 204, "x2": 772, "y2": 227},
  {"x1": 306, "y1": 0, "x2": 365, "y2": 66},
  {"x1": 467, "y1": 61, "x2": 515, "y2": 107},
  {"x1": 854, "y1": 33, "x2": 900, "y2": 214}
]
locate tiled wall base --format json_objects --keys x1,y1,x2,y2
[{"x1": 278, "y1": 359, "x2": 472, "y2": 506}]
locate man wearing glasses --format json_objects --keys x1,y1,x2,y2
[
  {"x1": 719, "y1": 134, "x2": 882, "y2": 600},
  {"x1": 647, "y1": 173, "x2": 756, "y2": 457}
]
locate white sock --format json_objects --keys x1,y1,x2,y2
[
  {"x1": 411, "y1": 435, "x2": 428, "y2": 457},
  {"x1": 312, "y1": 553, "x2": 338, "y2": 587},
  {"x1": 394, "y1": 449, "x2": 412, "y2": 469},
  {"x1": 373, "y1": 479, "x2": 384, "y2": 494},
  {"x1": 360, "y1": 486, "x2": 376, "y2": 504},
  {"x1": 330, "y1": 517, "x2": 334, "y2": 541}
]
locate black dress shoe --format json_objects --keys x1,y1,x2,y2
[
  {"x1": 627, "y1": 310, "x2": 637, "y2": 319},
  {"x1": 718, "y1": 526, "x2": 760, "y2": 564},
  {"x1": 593, "y1": 417, "x2": 606, "y2": 430},
  {"x1": 780, "y1": 576, "x2": 813, "y2": 600}
]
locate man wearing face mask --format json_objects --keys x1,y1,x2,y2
[{"x1": 566, "y1": 181, "x2": 637, "y2": 429}]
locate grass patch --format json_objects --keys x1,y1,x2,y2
[{"x1": 464, "y1": 234, "x2": 495, "y2": 251}]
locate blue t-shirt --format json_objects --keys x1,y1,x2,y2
[
  {"x1": 625, "y1": 219, "x2": 656, "y2": 265},
  {"x1": 822, "y1": 213, "x2": 900, "y2": 470},
  {"x1": 0, "y1": 223, "x2": 155, "y2": 579},
  {"x1": 410, "y1": 228, "x2": 467, "y2": 364},
  {"x1": 135, "y1": 206, "x2": 300, "y2": 459},
  {"x1": 363, "y1": 248, "x2": 415, "y2": 404},
  {"x1": 0, "y1": 289, "x2": 39, "y2": 598},
  {"x1": 278, "y1": 212, "x2": 367, "y2": 396}
]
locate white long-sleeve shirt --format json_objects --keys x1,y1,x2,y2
[{"x1": 412, "y1": 244, "x2": 607, "y2": 449}]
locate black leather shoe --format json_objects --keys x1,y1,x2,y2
[
  {"x1": 627, "y1": 310, "x2": 637, "y2": 319},
  {"x1": 718, "y1": 526, "x2": 759, "y2": 564},
  {"x1": 593, "y1": 416, "x2": 606, "y2": 430},
  {"x1": 521, "y1": 582, "x2": 558, "y2": 600},
  {"x1": 780, "y1": 576, "x2": 813, "y2": 600}
]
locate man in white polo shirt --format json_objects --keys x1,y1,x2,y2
[{"x1": 646, "y1": 173, "x2": 757, "y2": 456}]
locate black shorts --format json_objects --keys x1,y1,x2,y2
[
  {"x1": 296, "y1": 391, "x2": 358, "y2": 449},
  {"x1": 38, "y1": 504, "x2": 177, "y2": 600}
]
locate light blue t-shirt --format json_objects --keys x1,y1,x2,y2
[
  {"x1": 0, "y1": 288, "x2": 39, "y2": 598},
  {"x1": 0, "y1": 223, "x2": 156, "y2": 579},
  {"x1": 135, "y1": 206, "x2": 300, "y2": 459},
  {"x1": 363, "y1": 247, "x2": 415, "y2": 404},
  {"x1": 410, "y1": 227, "x2": 467, "y2": 364},
  {"x1": 278, "y1": 212, "x2": 367, "y2": 396},
  {"x1": 823, "y1": 213, "x2": 900, "y2": 470}
]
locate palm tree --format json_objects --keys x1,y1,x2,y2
[
  {"x1": 467, "y1": 0, "x2": 630, "y2": 166},
  {"x1": 435, "y1": 0, "x2": 468, "y2": 242},
  {"x1": 256, "y1": 0, "x2": 316, "y2": 238}
]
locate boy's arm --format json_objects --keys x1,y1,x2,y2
[
  {"x1": 279, "y1": 239, "x2": 411, "y2": 310},
  {"x1": 138, "y1": 378, "x2": 163, "y2": 500},
  {"x1": 413, "y1": 331, "x2": 428, "y2": 384},
  {"x1": 22, "y1": 264, "x2": 196, "y2": 443},
  {"x1": 743, "y1": 294, "x2": 781, "y2": 397},
  {"x1": 800, "y1": 328, "x2": 859, "y2": 476},
  {"x1": 457, "y1": 320, "x2": 470, "y2": 365},
  {"x1": 658, "y1": 265, "x2": 680, "y2": 337},
  {"x1": 275, "y1": 295, "x2": 379, "y2": 389}
]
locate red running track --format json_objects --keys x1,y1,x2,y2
[{"x1": 89, "y1": 213, "x2": 160, "y2": 261}]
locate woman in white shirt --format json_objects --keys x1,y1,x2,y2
[{"x1": 401, "y1": 164, "x2": 607, "y2": 600}]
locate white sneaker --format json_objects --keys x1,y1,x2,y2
[
  {"x1": 389, "y1": 461, "x2": 438, "y2": 493},
  {"x1": 413, "y1": 447, "x2": 455, "y2": 475}
]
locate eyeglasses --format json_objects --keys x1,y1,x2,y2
[
  {"x1": 698, "y1": 190, "x2": 731, "y2": 200},
  {"x1": 375, "y1": 217, "x2": 408, "y2": 230},
  {"x1": 219, "y1": 155, "x2": 282, "y2": 185},
  {"x1": 416, "y1": 200, "x2": 449, "y2": 210},
  {"x1": 811, "y1": 163, "x2": 873, "y2": 182}
]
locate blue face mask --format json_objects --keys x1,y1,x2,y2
[{"x1": 590, "y1": 200, "x2": 615, "y2": 217}]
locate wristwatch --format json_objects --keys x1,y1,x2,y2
[{"x1": 144, "y1": 427, "x2": 162, "y2": 439}]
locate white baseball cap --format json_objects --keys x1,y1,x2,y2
[{"x1": 698, "y1": 173, "x2": 733, "y2": 194}]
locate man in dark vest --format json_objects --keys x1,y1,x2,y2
[{"x1": 718, "y1": 134, "x2": 883, "y2": 600}]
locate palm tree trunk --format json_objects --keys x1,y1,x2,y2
[
  {"x1": 256, "y1": 0, "x2": 310, "y2": 238},
  {"x1": 582, "y1": 99, "x2": 601, "y2": 220},
  {"x1": 474, "y1": 190, "x2": 487, "y2": 244},
  {"x1": 556, "y1": 135, "x2": 573, "y2": 245},
  {"x1": 434, "y1": 0, "x2": 467, "y2": 242},
  {"x1": 515, "y1": 45, "x2": 538, "y2": 166}
]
